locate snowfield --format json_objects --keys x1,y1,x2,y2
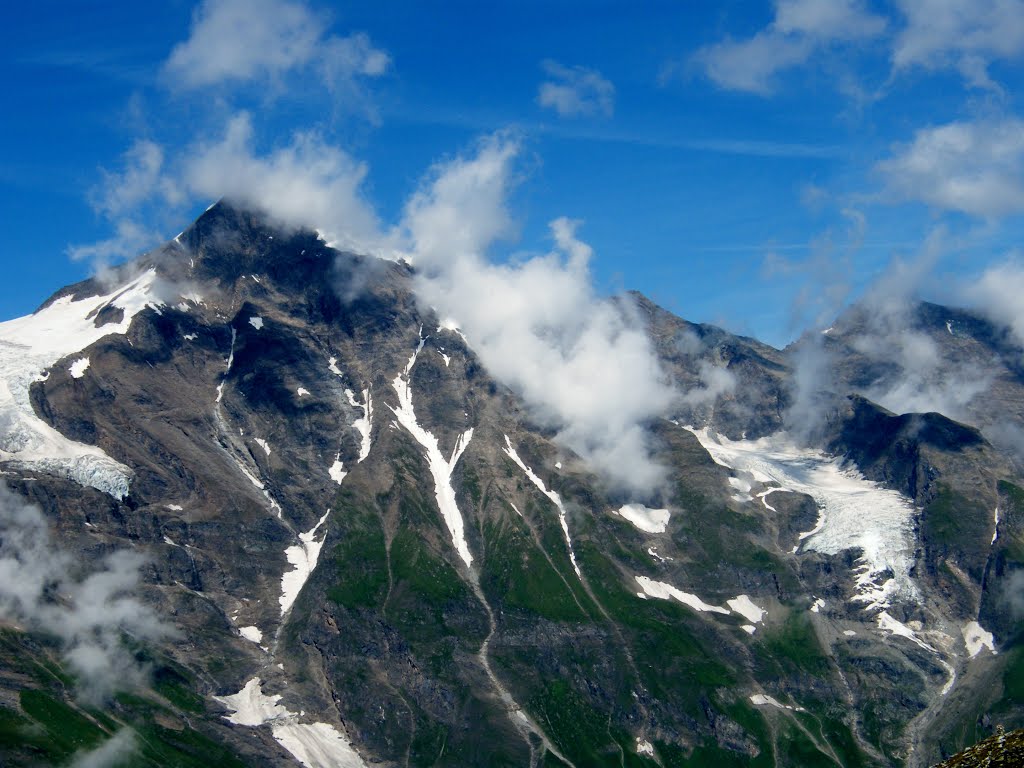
[
  {"x1": 0, "y1": 268, "x2": 165, "y2": 498},
  {"x1": 685, "y1": 427, "x2": 918, "y2": 610},
  {"x1": 215, "y1": 678, "x2": 366, "y2": 768}
]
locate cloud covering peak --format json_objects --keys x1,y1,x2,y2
[{"x1": 399, "y1": 136, "x2": 675, "y2": 494}]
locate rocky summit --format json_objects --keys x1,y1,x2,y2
[{"x1": 0, "y1": 202, "x2": 1020, "y2": 767}]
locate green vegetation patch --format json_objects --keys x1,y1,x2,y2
[{"x1": 480, "y1": 513, "x2": 591, "y2": 621}]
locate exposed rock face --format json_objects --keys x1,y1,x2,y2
[
  {"x1": 931, "y1": 727, "x2": 1024, "y2": 767},
  {"x1": 0, "y1": 202, "x2": 1020, "y2": 767}
]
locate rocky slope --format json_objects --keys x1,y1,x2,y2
[{"x1": 0, "y1": 202, "x2": 1019, "y2": 767}]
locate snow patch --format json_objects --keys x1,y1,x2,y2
[
  {"x1": 504, "y1": 435, "x2": 581, "y2": 579},
  {"x1": 993, "y1": 506, "x2": 1000, "y2": 545},
  {"x1": 255, "y1": 438, "x2": 271, "y2": 456},
  {"x1": 249, "y1": 316, "x2": 264, "y2": 330},
  {"x1": 810, "y1": 598, "x2": 825, "y2": 613},
  {"x1": 0, "y1": 268, "x2": 163, "y2": 498},
  {"x1": 727, "y1": 595, "x2": 766, "y2": 624},
  {"x1": 391, "y1": 342, "x2": 474, "y2": 567},
  {"x1": 439, "y1": 351, "x2": 450, "y2": 367},
  {"x1": 962, "y1": 621, "x2": 996, "y2": 658},
  {"x1": 636, "y1": 738, "x2": 654, "y2": 757},
  {"x1": 345, "y1": 388, "x2": 373, "y2": 463},
  {"x1": 686, "y1": 427, "x2": 917, "y2": 611},
  {"x1": 215, "y1": 678, "x2": 366, "y2": 768},
  {"x1": 635, "y1": 575, "x2": 730, "y2": 615},
  {"x1": 239, "y1": 626, "x2": 263, "y2": 644},
  {"x1": 844, "y1": 630, "x2": 857, "y2": 636},
  {"x1": 750, "y1": 694, "x2": 805, "y2": 712},
  {"x1": 877, "y1": 611, "x2": 937, "y2": 653},
  {"x1": 615, "y1": 503, "x2": 670, "y2": 534},
  {"x1": 297, "y1": 387, "x2": 310, "y2": 397},
  {"x1": 329, "y1": 459, "x2": 347, "y2": 485},
  {"x1": 741, "y1": 624, "x2": 757, "y2": 635},
  {"x1": 946, "y1": 320, "x2": 954, "y2": 335},
  {"x1": 69, "y1": 357, "x2": 90, "y2": 378},
  {"x1": 279, "y1": 510, "x2": 331, "y2": 615},
  {"x1": 183, "y1": 333, "x2": 197, "y2": 341}
]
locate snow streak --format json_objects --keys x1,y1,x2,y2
[
  {"x1": 503, "y1": 435, "x2": 581, "y2": 579},
  {"x1": 391, "y1": 339, "x2": 475, "y2": 567}
]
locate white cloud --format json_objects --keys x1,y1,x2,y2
[
  {"x1": 91, "y1": 141, "x2": 181, "y2": 219},
  {"x1": 893, "y1": 0, "x2": 1024, "y2": 89},
  {"x1": 163, "y1": 0, "x2": 389, "y2": 92},
  {"x1": 0, "y1": 485, "x2": 171, "y2": 702},
  {"x1": 693, "y1": 0, "x2": 885, "y2": 94},
  {"x1": 183, "y1": 112, "x2": 381, "y2": 251},
  {"x1": 877, "y1": 118, "x2": 1024, "y2": 218},
  {"x1": 964, "y1": 258, "x2": 1024, "y2": 347},
  {"x1": 71, "y1": 729, "x2": 138, "y2": 768},
  {"x1": 398, "y1": 136, "x2": 674, "y2": 494},
  {"x1": 537, "y1": 60, "x2": 615, "y2": 117}
]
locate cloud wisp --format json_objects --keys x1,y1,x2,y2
[
  {"x1": 692, "y1": 0, "x2": 886, "y2": 95},
  {"x1": 537, "y1": 60, "x2": 615, "y2": 118},
  {"x1": 0, "y1": 485, "x2": 171, "y2": 703},
  {"x1": 892, "y1": 0, "x2": 1024, "y2": 90},
  {"x1": 163, "y1": 0, "x2": 389, "y2": 94},
  {"x1": 877, "y1": 118, "x2": 1024, "y2": 219},
  {"x1": 397, "y1": 135, "x2": 675, "y2": 495}
]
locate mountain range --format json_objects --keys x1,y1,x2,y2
[{"x1": 0, "y1": 201, "x2": 1020, "y2": 767}]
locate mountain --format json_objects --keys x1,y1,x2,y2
[{"x1": 0, "y1": 202, "x2": 1020, "y2": 767}]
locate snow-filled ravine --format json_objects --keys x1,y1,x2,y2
[
  {"x1": 390, "y1": 336, "x2": 475, "y2": 568},
  {"x1": 279, "y1": 510, "x2": 331, "y2": 616},
  {"x1": 215, "y1": 678, "x2": 365, "y2": 768},
  {"x1": 503, "y1": 435, "x2": 582, "y2": 579},
  {"x1": 685, "y1": 426, "x2": 917, "y2": 610},
  {"x1": 0, "y1": 268, "x2": 165, "y2": 498}
]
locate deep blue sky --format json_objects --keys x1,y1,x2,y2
[{"x1": 2, "y1": 0, "x2": 1024, "y2": 346}]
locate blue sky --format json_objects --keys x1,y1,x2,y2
[{"x1": 2, "y1": 0, "x2": 1024, "y2": 347}]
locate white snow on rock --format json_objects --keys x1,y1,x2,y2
[
  {"x1": 962, "y1": 621, "x2": 997, "y2": 658},
  {"x1": 215, "y1": 678, "x2": 366, "y2": 768},
  {"x1": 273, "y1": 722, "x2": 367, "y2": 768},
  {"x1": 69, "y1": 357, "x2": 90, "y2": 378},
  {"x1": 239, "y1": 626, "x2": 263, "y2": 644},
  {"x1": 297, "y1": 387, "x2": 310, "y2": 397},
  {"x1": 635, "y1": 575, "x2": 730, "y2": 615},
  {"x1": 279, "y1": 510, "x2": 331, "y2": 615},
  {"x1": 636, "y1": 738, "x2": 655, "y2": 757},
  {"x1": 876, "y1": 611, "x2": 937, "y2": 653},
  {"x1": 810, "y1": 598, "x2": 826, "y2": 613},
  {"x1": 255, "y1": 438, "x2": 271, "y2": 456},
  {"x1": 686, "y1": 427, "x2": 917, "y2": 610},
  {"x1": 216, "y1": 677, "x2": 289, "y2": 726},
  {"x1": 249, "y1": 316, "x2": 264, "y2": 330},
  {"x1": 741, "y1": 624, "x2": 757, "y2": 635},
  {"x1": 992, "y1": 506, "x2": 1000, "y2": 545},
  {"x1": 329, "y1": 358, "x2": 374, "y2": 464},
  {"x1": 0, "y1": 268, "x2": 164, "y2": 498},
  {"x1": 615, "y1": 503, "x2": 670, "y2": 534},
  {"x1": 216, "y1": 327, "x2": 237, "y2": 404},
  {"x1": 329, "y1": 458, "x2": 347, "y2": 485},
  {"x1": 345, "y1": 388, "x2": 373, "y2": 463},
  {"x1": 439, "y1": 351, "x2": 450, "y2": 367},
  {"x1": 844, "y1": 630, "x2": 857, "y2": 636},
  {"x1": 391, "y1": 341, "x2": 475, "y2": 568},
  {"x1": 727, "y1": 595, "x2": 766, "y2": 624},
  {"x1": 504, "y1": 435, "x2": 582, "y2": 579},
  {"x1": 750, "y1": 694, "x2": 805, "y2": 712}
]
